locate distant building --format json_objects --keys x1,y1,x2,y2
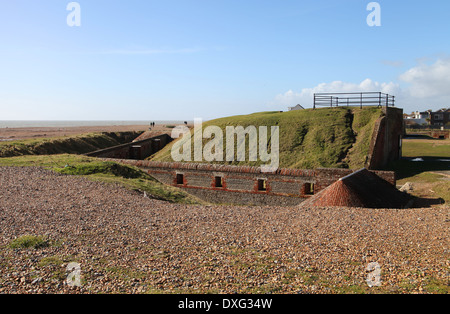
[
  {"x1": 405, "y1": 110, "x2": 431, "y2": 125},
  {"x1": 288, "y1": 104, "x2": 304, "y2": 111},
  {"x1": 430, "y1": 108, "x2": 450, "y2": 126}
]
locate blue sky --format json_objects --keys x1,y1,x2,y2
[{"x1": 1, "y1": 0, "x2": 450, "y2": 121}]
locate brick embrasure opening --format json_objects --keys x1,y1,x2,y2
[
  {"x1": 258, "y1": 179, "x2": 267, "y2": 191},
  {"x1": 303, "y1": 183, "x2": 315, "y2": 195},
  {"x1": 215, "y1": 176, "x2": 223, "y2": 188},
  {"x1": 176, "y1": 173, "x2": 184, "y2": 185}
]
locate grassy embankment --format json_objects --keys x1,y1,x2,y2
[
  {"x1": 0, "y1": 154, "x2": 203, "y2": 205},
  {"x1": 389, "y1": 136, "x2": 450, "y2": 204},
  {"x1": 0, "y1": 131, "x2": 141, "y2": 158},
  {"x1": 150, "y1": 107, "x2": 383, "y2": 170}
]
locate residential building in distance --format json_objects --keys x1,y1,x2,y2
[
  {"x1": 430, "y1": 108, "x2": 450, "y2": 126},
  {"x1": 405, "y1": 110, "x2": 431, "y2": 125},
  {"x1": 288, "y1": 104, "x2": 304, "y2": 111}
]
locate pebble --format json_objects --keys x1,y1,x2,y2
[{"x1": 0, "y1": 166, "x2": 448, "y2": 294}]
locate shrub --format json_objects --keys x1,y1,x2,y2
[{"x1": 9, "y1": 235, "x2": 49, "y2": 249}]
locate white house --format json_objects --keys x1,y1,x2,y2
[
  {"x1": 288, "y1": 104, "x2": 304, "y2": 111},
  {"x1": 405, "y1": 110, "x2": 431, "y2": 125}
]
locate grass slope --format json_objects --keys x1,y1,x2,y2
[
  {"x1": 0, "y1": 131, "x2": 142, "y2": 158},
  {"x1": 151, "y1": 107, "x2": 382, "y2": 170},
  {"x1": 0, "y1": 154, "x2": 204, "y2": 205}
]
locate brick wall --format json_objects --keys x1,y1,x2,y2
[
  {"x1": 106, "y1": 159, "x2": 396, "y2": 206},
  {"x1": 86, "y1": 134, "x2": 172, "y2": 160},
  {"x1": 366, "y1": 107, "x2": 404, "y2": 170},
  {"x1": 430, "y1": 130, "x2": 450, "y2": 139}
]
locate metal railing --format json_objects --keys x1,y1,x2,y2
[{"x1": 313, "y1": 92, "x2": 395, "y2": 109}]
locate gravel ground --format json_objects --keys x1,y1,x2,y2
[{"x1": 0, "y1": 167, "x2": 448, "y2": 294}]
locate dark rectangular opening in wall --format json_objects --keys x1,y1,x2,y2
[
  {"x1": 176, "y1": 174, "x2": 184, "y2": 185},
  {"x1": 130, "y1": 145, "x2": 142, "y2": 160},
  {"x1": 304, "y1": 183, "x2": 315, "y2": 195},
  {"x1": 258, "y1": 179, "x2": 267, "y2": 191},
  {"x1": 215, "y1": 176, "x2": 223, "y2": 188}
]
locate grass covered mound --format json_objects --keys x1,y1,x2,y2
[
  {"x1": 0, "y1": 154, "x2": 203, "y2": 205},
  {"x1": 151, "y1": 107, "x2": 383, "y2": 169}
]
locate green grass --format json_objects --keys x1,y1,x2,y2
[
  {"x1": 424, "y1": 277, "x2": 450, "y2": 294},
  {"x1": 151, "y1": 107, "x2": 383, "y2": 170},
  {"x1": 0, "y1": 131, "x2": 142, "y2": 158},
  {"x1": 389, "y1": 137, "x2": 450, "y2": 204},
  {"x1": 0, "y1": 154, "x2": 204, "y2": 205},
  {"x1": 394, "y1": 170, "x2": 450, "y2": 204},
  {"x1": 402, "y1": 140, "x2": 450, "y2": 158},
  {"x1": 38, "y1": 255, "x2": 65, "y2": 267},
  {"x1": 345, "y1": 107, "x2": 383, "y2": 168},
  {"x1": 9, "y1": 235, "x2": 49, "y2": 249}
]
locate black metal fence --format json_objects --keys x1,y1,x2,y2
[{"x1": 313, "y1": 92, "x2": 395, "y2": 109}]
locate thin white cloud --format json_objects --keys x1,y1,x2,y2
[
  {"x1": 100, "y1": 47, "x2": 204, "y2": 55},
  {"x1": 271, "y1": 58, "x2": 450, "y2": 112},
  {"x1": 381, "y1": 60, "x2": 404, "y2": 68}
]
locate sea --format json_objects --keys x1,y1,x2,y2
[{"x1": 0, "y1": 120, "x2": 190, "y2": 128}]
